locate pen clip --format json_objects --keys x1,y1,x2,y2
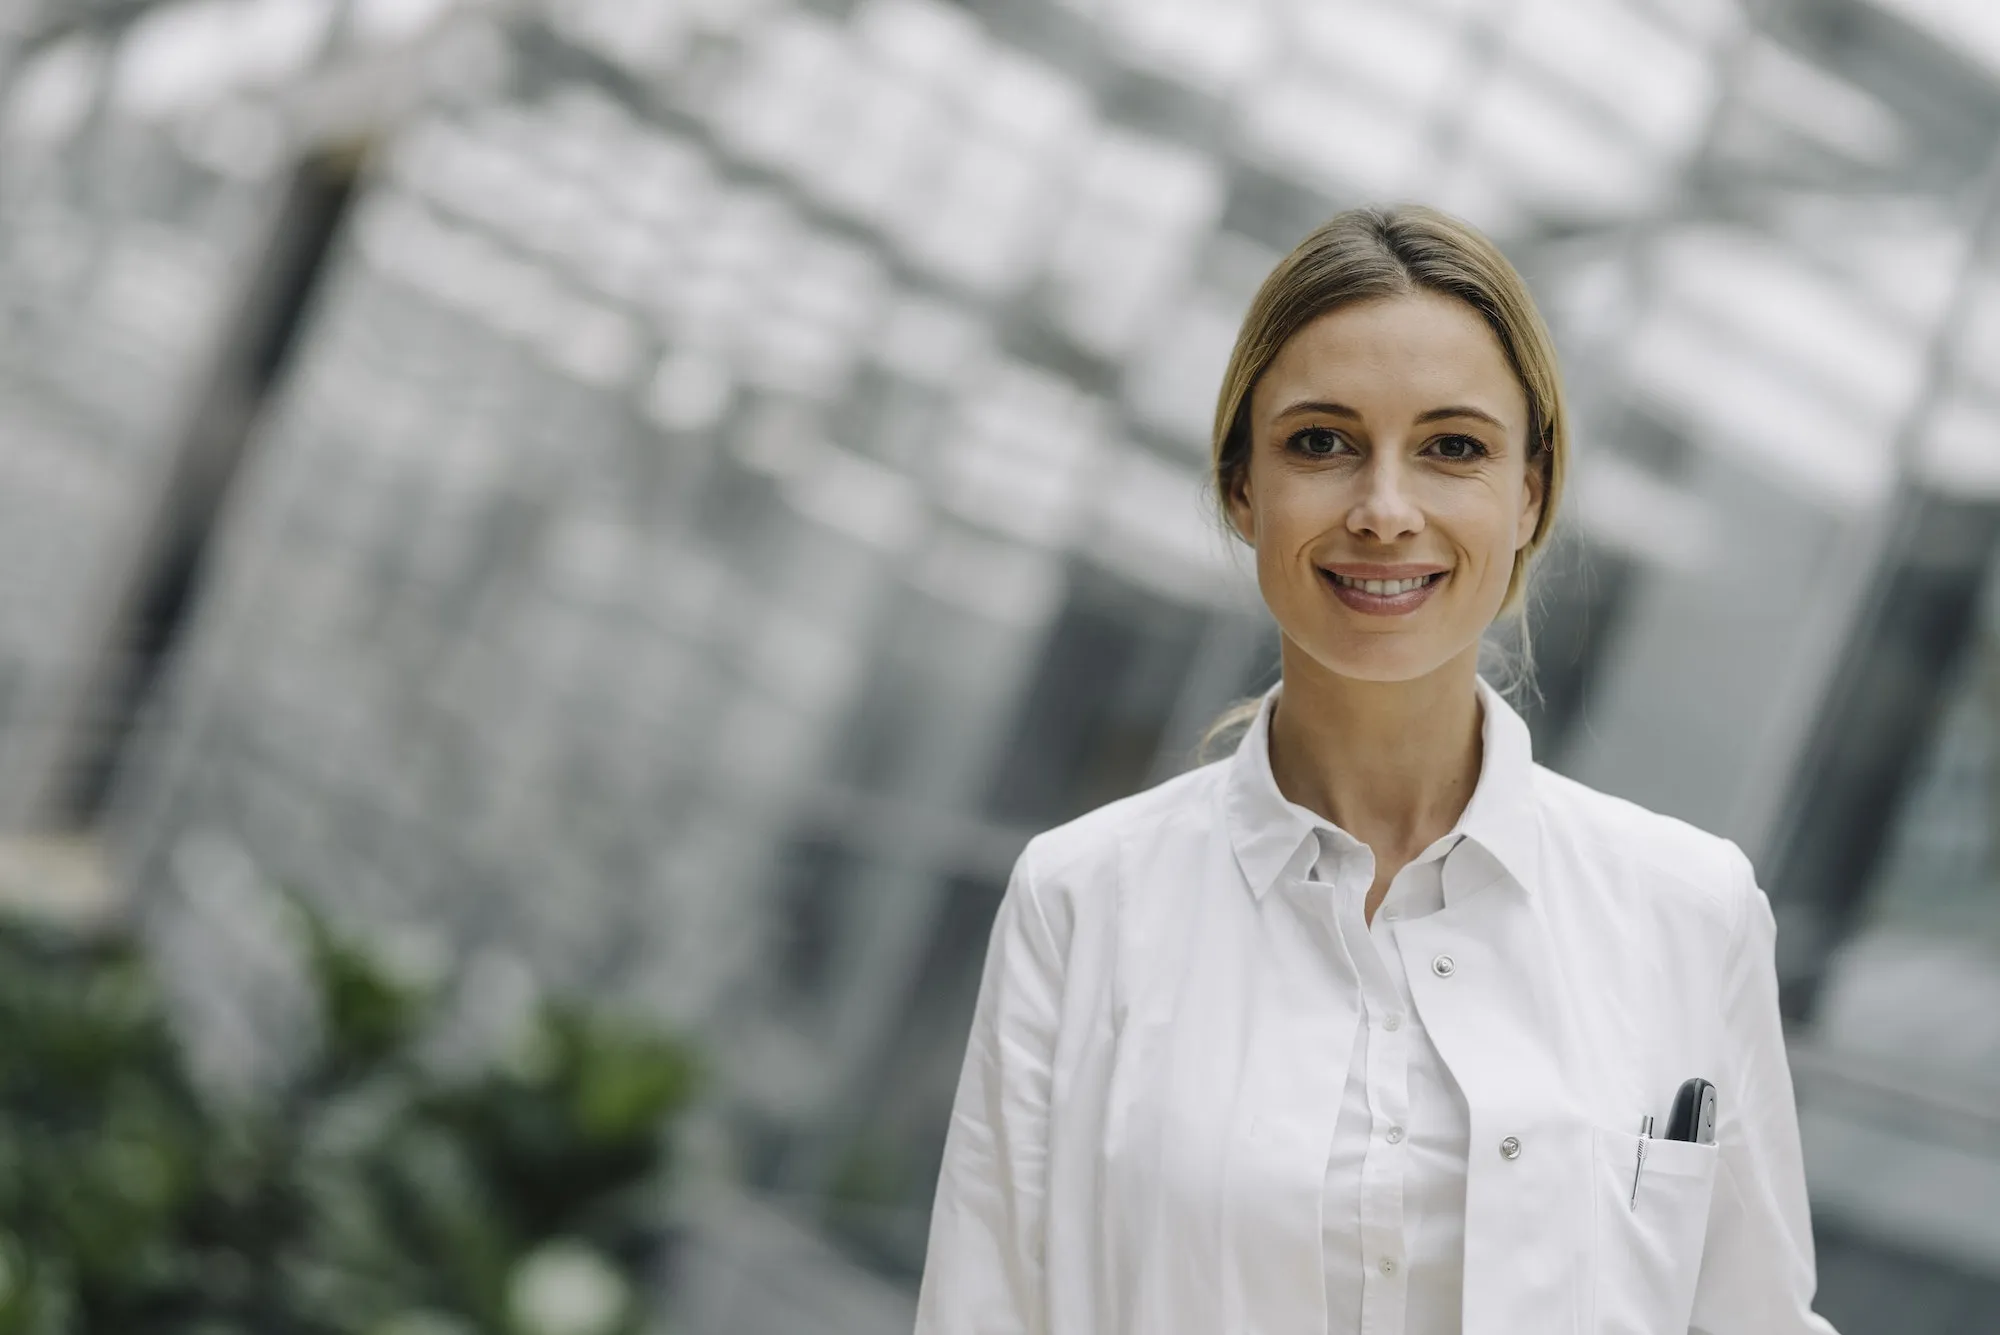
[{"x1": 1628, "y1": 1115, "x2": 1653, "y2": 1212}]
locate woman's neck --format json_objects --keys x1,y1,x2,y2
[{"x1": 1266, "y1": 642, "x2": 1486, "y2": 859}]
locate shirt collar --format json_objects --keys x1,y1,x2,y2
[{"x1": 1221, "y1": 672, "x2": 1542, "y2": 904}]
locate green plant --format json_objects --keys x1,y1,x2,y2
[{"x1": 0, "y1": 890, "x2": 701, "y2": 1335}]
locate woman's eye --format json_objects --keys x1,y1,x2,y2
[
  {"x1": 1430, "y1": 434, "x2": 1490, "y2": 461},
  {"x1": 1289, "y1": 427, "x2": 1348, "y2": 457}
]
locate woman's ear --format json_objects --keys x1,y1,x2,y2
[
  {"x1": 1516, "y1": 450, "x2": 1545, "y2": 551},
  {"x1": 1225, "y1": 476, "x2": 1254, "y2": 545}
]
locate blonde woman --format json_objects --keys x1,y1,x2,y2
[{"x1": 913, "y1": 205, "x2": 1837, "y2": 1335}]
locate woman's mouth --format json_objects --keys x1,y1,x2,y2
[{"x1": 1320, "y1": 569, "x2": 1447, "y2": 615}]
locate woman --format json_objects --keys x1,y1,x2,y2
[{"x1": 912, "y1": 205, "x2": 1838, "y2": 1335}]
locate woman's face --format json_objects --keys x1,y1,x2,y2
[{"x1": 1225, "y1": 290, "x2": 1544, "y2": 685}]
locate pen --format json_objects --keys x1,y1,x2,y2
[{"x1": 1629, "y1": 1114, "x2": 1653, "y2": 1211}]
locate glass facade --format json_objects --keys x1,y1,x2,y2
[{"x1": 0, "y1": 0, "x2": 1997, "y2": 1330}]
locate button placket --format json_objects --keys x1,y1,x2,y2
[
  {"x1": 1335, "y1": 875, "x2": 1412, "y2": 1333},
  {"x1": 1319, "y1": 842, "x2": 1451, "y2": 1335}
]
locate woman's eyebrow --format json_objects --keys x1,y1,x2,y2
[
  {"x1": 1414, "y1": 404, "x2": 1507, "y2": 430},
  {"x1": 1273, "y1": 399, "x2": 1362, "y2": 422},
  {"x1": 1272, "y1": 400, "x2": 1509, "y2": 433}
]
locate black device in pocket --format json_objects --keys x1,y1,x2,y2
[{"x1": 1664, "y1": 1077, "x2": 1718, "y2": 1144}]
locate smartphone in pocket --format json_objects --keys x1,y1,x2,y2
[{"x1": 1664, "y1": 1077, "x2": 1717, "y2": 1144}]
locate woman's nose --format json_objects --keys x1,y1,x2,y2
[{"x1": 1347, "y1": 456, "x2": 1423, "y2": 541}]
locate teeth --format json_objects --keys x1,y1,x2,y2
[{"x1": 1331, "y1": 573, "x2": 1437, "y2": 595}]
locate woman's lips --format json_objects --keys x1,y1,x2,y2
[{"x1": 1320, "y1": 568, "x2": 1447, "y2": 615}]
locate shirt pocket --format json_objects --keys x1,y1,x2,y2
[{"x1": 1589, "y1": 1124, "x2": 1718, "y2": 1334}]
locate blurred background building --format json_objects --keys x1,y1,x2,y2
[{"x1": 0, "y1": 0, "x2": 1997, "y2": 1330}]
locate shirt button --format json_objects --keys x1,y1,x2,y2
[
  {"x1": 1383, "y1": 908, "x2": 1401, "y2": 922},
  {"x1": 1386, "y1": 1125, "x2": 1405, "y2": 1144},
  {"x1": 1431, "y1": 953, "x2": 1456, "y2": 977},
  {"x1": 1383, "y1": 1012, "x2": 1403, "y2": 1032},
  {"x1": 1380, "y1": 1257, "x2": 1398, "y2": 1276},
  {"x1": 1500, "y1": 1135, "x2": 1522, "y2": 1160}
]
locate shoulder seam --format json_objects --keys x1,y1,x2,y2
[
  {"x1": 1016, "y1": 838, "x2": 1064, "y2": 961},
  {"x1": 1026, "y1": 763, "x2": 1225, "y2": 887},
  {"x1": 1534, "y1": 764, "x2": 1740, "y2": 922},
  {"x1": 1720, "y1": 836, "x2": 1755, "y2": 958}
]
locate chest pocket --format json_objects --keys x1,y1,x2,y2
[{"x1": 1590, "y1": 1124, "x2": 1717, "y2": 1334}]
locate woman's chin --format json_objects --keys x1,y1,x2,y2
[{"x1": 1289, "y1": 633, "x2": 1481, "y2": 686}]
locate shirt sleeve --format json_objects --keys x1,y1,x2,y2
[
  {"x1": 1687, "y1": 840, "x2": 1841, "y2": 1335},
  {"x1": 914, "y1": 843, "x2": 1065, "y2": 1335}
]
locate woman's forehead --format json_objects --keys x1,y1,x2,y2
[{"x1": 1256, "y1": 293, "x2": 1525, "y2": 421}]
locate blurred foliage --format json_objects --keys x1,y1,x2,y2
[{"x1": 0, "y1": 892, "x2": 702, "y2": 1335}]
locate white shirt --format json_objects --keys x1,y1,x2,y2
[
  {"x1": 1307, "y1": 823, "x2": 1467, "y2": 1335},
  {"x1": 914, "y1": 672, "x2": 1841, "y2": 1335}
]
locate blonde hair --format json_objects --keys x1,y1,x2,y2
[{"x1": 1194, "y1": 203, "x2": 1569, "y2": 763}]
